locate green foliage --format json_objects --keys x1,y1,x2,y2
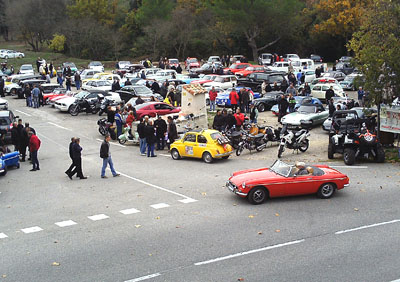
[
  {"x1": 49, "y1": 34, "x2": 66, "y2": 52},
  {"x1": 348, "y1": 0, "x2": 400, "y2": 105},
  {"x1": 67, "y1": 0, "x2": 119, "y2": 26}
]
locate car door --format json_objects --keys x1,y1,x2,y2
[
  {"x1": 311, "y1": 85, "x2": 322, "y2": 99},
  {"x1": 182, "y1": 133, "x2": 197, "y2": 157},
  {"x1": 194, "y1": 134, "x2": 207, "y2": 157},
  {"x1": 284, "y1": 173, "x2": 320, "y2": 196}
]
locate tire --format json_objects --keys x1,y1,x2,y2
[
  {"x1": 328, "y1": 143, "x2": 334, "y2": 159},
  {"x1": 0, "y1": 166, "x2": 7, "y2": 176},
  {"x1": 91, "y1": 107, "x2": 99, "y2": 114},
  {"x1": 69, "y1": 104, "x2": 79, "y2": 116},
  {"x1": 202, "y1": 152, "x2": 213, "y2": 163},
  {"x1": 256, "y1": 144, "x2": 264, "y2": 152},
  {"x1": 171, "y1": 148, "x2": 181, "y2": 160},
  {"x1": 278, "y1": 144, "x2": 284, "y2": 158},
  {"x1": 258, "y1": 103, "x2": 265, "y2": 112},
  {"x1": 343, "y1": 148, "x2": 356, "y2": 165},
  {"x1": 236, "y1": 144, "x2": 244, "y2": 156},
  {"x1": 317, "y1": 183, "x2": 336, "y2": 199},
  {"x1": 375, "y1": 145, "x2": 385, "y2": 163},
  {"x1": 222, "y1": 155, "x2": 229, "y2": 160},
  {"x1": 45, "y1": 98, "x2": 50, "y2": 105},
  {"x1": 248, "y1": 186, "x2": 268, "y2": 205},
  {"x1": 98, "y1": 126, "x2": 106, "y2": 136},
  {"x1": 118, "y1": 138, "x2": 127, "y2": 145},
  {"x1": 299, "y1": 139, "x2": 309, "y2": 152}
]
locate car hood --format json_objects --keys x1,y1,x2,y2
[
  {"x1": 282, "y1": 112, "x2": 314, "y2": 124},
  {"x1": 56, "y1": 97, "x2": 76, "y2": 103},
  {"x1": 230, "y1": 168, "x2": 282, "y2": 186}
]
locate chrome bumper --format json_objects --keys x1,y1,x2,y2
[
  {"x1": 226, "y1": 181, "x2": 247, "y2": 196},
  {"x1": 344, "y1": 184, "x2": 350, "y2": 187}
]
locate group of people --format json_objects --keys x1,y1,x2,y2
[
  {"x1": 157, "y1": 57, "x2": 182, "y2": 74},
  {"x1": 228, "y1": 87, "x2": 254, "y2": 113},
  {"x1": 212, "y1": 107, "x2": 258, "y2": 132},
  {"x1": 23, "y1": 84, "x2": 43, "y2": 108},
  {"x1": 6, "y1": 119, "x2": 41, "y2": 171}
]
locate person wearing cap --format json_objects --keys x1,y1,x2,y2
[{"x1": 100, "y1": 134, "x2": 120, "y2": 178}]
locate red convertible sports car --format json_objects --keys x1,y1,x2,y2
[
  {"x1": 224, "y1": 63, "x2": 251, "y2": 74},
  {"x1": 43, "y1": 88, "x2": 68, "y2": 104},
  {"x1": 227, "y1": 160, "x2": 349, "y2": 204},
  {"x1": 135, "y1": 102, "x2": 181, "y2": 119}
]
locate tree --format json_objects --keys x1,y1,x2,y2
[
  {"x1": 0, "y1": 0, "x2": 8, "y2": 41},
  {"x1": 209, "y1": 0, "x2": 304, "y2": 61},
  {"x1": 67, "y1": 0, "x2": 119, "y2": 26},
  {"x1": 348, "y1": 0, "x2": 400, "y2": 105}
]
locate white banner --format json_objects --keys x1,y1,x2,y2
[{"x1": 380, "y1": 105, "x2": 400, "y2": 134}]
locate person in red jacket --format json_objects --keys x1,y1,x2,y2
[
  {"x1": 229, "y1": 88, "x2": 239, "y2": 112},
  {"x1": 208, "y1": 86, "x2": 218, "y2": 112},
  {"x1": 234, "y1": 108, "x2": 245, "y2": 128},
  {"x1": 28, "y1": 132, "x2": 41, "y2": 171}
]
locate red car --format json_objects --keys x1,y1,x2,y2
[
  {"x1": 43, "y1": 88, "x2": 67, "y2": 104},
  {"x1": 168, "y1": 58, "x2": 180, "y2": 68},
  {"x1": 190, "y1": 74, "x2": 219, "y2": 85},
  {"x1": 224, "y1": 63, "x2": 251, "y2": 74},
  {"x1": 185, "y1": 57, "x2": 200, "y2": 70},
  {"x1": 135, "y1": 102, "x2": 180, "y2": 119},
  {"x1": 235, "y1": 65, "x2": 266, "y2": 78},
  {"x1": 227, "y1": 160, "x2": 349, "y2": 204}
]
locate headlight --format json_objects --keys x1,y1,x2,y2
[{"x1": 242, "y1": 182, "x2": 246, "y2": 189}]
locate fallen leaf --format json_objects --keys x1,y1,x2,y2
[
  {"x1": 257, "y1": 231, "x2": 263, "y2": 235},
  {"x1": 380, "y1": 186, "x2": 383, "y2": 189},
  {"x1": 155, "y1": 216, "x2": 160, "y2": 220},
  {"x1": 275, "y1": 213, "x2": 280, "y2": 217},
  {"x1": 176, "y1": 226, "x2": 181, "y2": 229},
  {"x1": 275, "y1": 229, "x2": 281, "y2": 233},
  {"x1": 135, "y1": 225, "x2": 141, "y2": 228},
  {"x1": 52, "y1": 262, "x2": 60, "y2": 266},
  {"x1": 248, "y1": 215, "x2": 255, "y2": 218},
  {"x1": 201, "y1": 192, "x2": 207, "y2": 196},
  {"x1": 354, "y1": 208, "x2": 359, "y2": 211},
  {"x1": 386, "y1": 175, "x2": 391, "y2": 178},
  {"x1": 233, "y1": 203, "x2": 237, "y2": 206},
  {"x1": 2, "y1": 274, "x2": 6, "y2": 278},
  {"x1": 238, "y1": 278, "x2": 244, "y2": 281},
  {"x1": 360, "y1": 189, "x2": 366, "y2": 192},
  {"x1": 149, "y1": 253, "x2": 152, "y2": 256},
  {"x1": 54, "y1": 241, "x2": 58, "y2": 244}
]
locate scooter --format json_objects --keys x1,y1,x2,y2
[
  {"x1": 118, "y1": 126, "x2": 139, "y2": 145},
  {"x1": 277, "y1": 121, "x2": 311, "y2": 158}
]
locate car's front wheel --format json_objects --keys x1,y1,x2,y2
[
  {"x1": 171, "y1": 149, "x2": 181, "y2": 160},
  {"x1": 248, "y1": 186, "x2": 268, "y2": 205},
  {"x1": 258, "y1": 103, "x2": 265, "y2": 112},
  {"x1": 317, "y1": 183, "x2": 336, "y2": 199}
]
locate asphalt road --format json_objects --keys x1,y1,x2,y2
[{"x1": 1, "y1": 95, "x2": 400, "y2": 282}]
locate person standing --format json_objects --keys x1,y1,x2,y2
[
  {"x1": 137, "y1": 118, "x2": 147, "y2": 156},
  {"x1": 208, "y1": 86, "x2": 218, "y2": 112},
  {"x1": 145, "y1": 120, "x2": 157, "y2": 157},
  {"x1": 115, "y1": 109, "x2": 123, "y2": 138},
  {"x1": 28, "y1": 132, "x2": 41, "y2": 171},
  {"x1": 154, "y1": 115, "x2": 167, "y2": 150},
  {"x1": 49, "y1": 62, "x2": 54, "y2": 78},
  {"x1": 0, "y1": 76, "x2": 4, "y2": 97},
  {"x1": 167, "y1": 116, "x2": 177, "y2": 151},
  {"x1": 249, "y1": 104, "x2": 259, "y2": 124},
  {"x1": 241, "y1": 89, "x2": 250, "y2": 113},
  {"x1": 285, "y1": 83, "x2": 297, "y2": 96},
  {"x1": 11, "y1": 122, "x2": 21, "y2": 152},
  {"x1": 100, "y1": 134, "x2": 120, "y2": 178},
  {"x1": 69, "y1": 138, "x2": 86, "y2": 179},
  {"x1": 229, "y1": 88, "x2": 239, "y2": 112},
  {"x1": 213, "y1": 110, "x2": 225, "y2": 132},
  {"x1": 325, "y1": 86, "x2": 335, "y2": 103},
  {"x1": 57, "y1": 73, "x2": 63, "y2": 87},
  {"x1": 278, "y1": 94, "x2": 289, "y2": 123},
  {"x1": 74, "y1": 72, "x2": 81, "y2": 90},
  {"x1": 328, "y1": 98, "x2": 336, "y2": 117},
  {"x1": 36, "y1": 57, "x2": 41, "y2": 72},
  {"x1": 65, "y1": 76, "x2": 72, "y2": 91},
  {"x1": 234, "y1": 108, "x2": 245, "y2": 128},
  {"x1": 31, "y1": 85, "x2": 40, "y2": 108},
  {"x1": 288, "y1": 93, "x2": 296, "y2": 113},
  {"x1": 65, "y1": 137, "x2": 76, "y2": 177},
  {"x1": 357, "y1": 86, "x2": 365, "y2": 107},
  {"x1": 261, "y1": 80, "x2": 268, "y2": 95},
  {"x1": 24, "y1": 84, "x2": 32, "y2": 107}
]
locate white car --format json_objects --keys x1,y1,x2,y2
[
  {"x1": 282, "y1": 54, "x2": 300, "y2": 61},
  {"x1": 311, "y1": 83, "x2": 345, "y2": 100},
  {"x1": 19, "y1": 64, "x2": 34, "y2": 75},
  {"x1": 88, "y1": 61, "x2": 104, "y2": 72},
  {"x1": 139, "y1": 68, "x2": 161, "y2": 77},
  {"x1": 55, "y1": 91, "x2": 120, "y2": 112},
  {"x1": 0, "y1": 50, "x2": 25, "y2": 59},
  {"x1": 4, "y1": 82, "x2": 20, "y2": 95},
  {"x1": 203, "y1": 75, "x2": 237, "y2": 90},
  {"x1": 147, "y1": 70, "x2": 177, "y2": 81},
  {"x1": 118, "y1": 61, "x2": 131, "y2": 69},
  {"x1": 300, "y1": 59, "x2": 315, "y2": 70},
  {"x1": 80, "y1": 69, "x2": 101, "y2": 80},
  {"x1": 82, "y1": 80, "x2": 112, "y2": 91},
  {"x1": 268, "y1": 62, "x2": 290, "y2": 73},
  {"x1": 207, "y1": 56, "x2": 221, "y2": 63},
  {"x1": 0, "y1": 97, "x2": 8, "y2": 110}
]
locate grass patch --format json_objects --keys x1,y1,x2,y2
[
  {"x1": 385, "y1": 147, "x2": 400, "y2": 162},
  {"x1": 0, "y1": 41, "x2": 116, "y2": 71}
]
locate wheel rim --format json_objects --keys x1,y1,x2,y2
[
  {"x1": 300, "y1": 141, "x2": 308, "y2": 151},
  {"x1": 204, "y1": 153, "x2": 212, "y2": 163},
  {"x1": 172, "y1": 150, "x2": 179, "y2": 159},
  {"x1": 344, "y1": 152, "x2": 349, "y2": 162},
  {"x1": 321, "y1": 184, "x2": 334, "y2": 197},
  {"x1": 259, "y1": 104, "x2": 265, "y2": 112},
  {"x1": 253, "y1": 189, "x2": 265, "y2": 203}
]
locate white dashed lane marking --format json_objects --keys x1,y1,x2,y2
[
  {"x1": 88, "y1": 214, "x2": 110, "y2": 221},
  {"x1": 0, "y1": 233, "x2": 8, "y2": 239},
  {"x1": 21, "y1": 226, "x2": 43, "y2": 234},
  {"x1": 55, "y1": 220, "x2": 78, "y2": 227},
  {"x1": 335, "y1": 219, "x2": 400, "y2": 234},
  {"x1": 14, "y1": 109, "x2": 32, "y2": 117},
  {"x1": 124, "y1": 273, "x2": 161, "y2": 282},
  {"x1": 150, "y1": 203, "x2": 170, "y2": 209},
  {"x1": 120, "y1": 208, "x2": 141, "y2": 215},
  {"x1": 179, "y1": 198, "x2": 198, "y2": 204}
]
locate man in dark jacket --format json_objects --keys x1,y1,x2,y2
[
  {"x1": 100, "y1": 134, "x2": 120, "y2": 178},
  {"x1": 11, "y1": 122, "x2": 21, "y2": 152},
  {"x1": 328, "y1": 98, "x2": 335, "y2": 117},
  {"x1": 225, "y1": 109, "x2": 237, "y2": 130},
  {"x1": 145, "y1": 120, "x2": 157, "y2": 157},
  {"x1": 213, "y1": 110, "x2": 225, "y2": 132},
  {"x1": 137, "y1": 118, "x2": 147, "y2": 155},
  {"x1": 68, "y1": 138, "x2": 86, "y2": 179},
  {"x1": 0, "y1": 77, "x2": 4, "y2": 97},
  {"x1": 167, "y1": 116, "x2": 177, "y2": 150},
  {"x1": 65, "y1": 137, "x2": 76, "y2": 176},
  {"x1": 325, "y1": 86, "x2": 335, "y2": 103},
  {"x1": 278, "y1": 94, "x2": 289, "y2": 123},
  {"x1": 151, "y1": 81, "x2": 160, "y2": 93},
  {"x1": 154, "y1": 115, "x2": 167, "y2": 150}
]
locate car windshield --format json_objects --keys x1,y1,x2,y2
[
  {"x1": 169, "y1": 59, "x2": 179, "y2": 64},
  {"x1": 343, "y1": 76, "x2": 355, "y2": 82},
  {"x1": 210, "y1": 132, "x2": 222, "y2": 140},
  {"x1": 229, "y1": 64, "x2": 237, "y2": 69},
  {"x1": 135, "y1": 103, "x2": 151, "y2": 110},
  {"x1": 65, "y1": 62, "x2": 76, "y2": 68},
  {"x1": 270, "y1": 160, "x2": 292, "y2": 177},
  {"x1": 188, "y1": 58, "x2": 197, "y2": 63},
  {"x1": 75, "y1": 91, "x2": 89, "y2": 99},
  {"x1": 90, "y1": 61, "x2": 102, "y2": 66},
  {"x1": 20, "y1": 65, "x2": 32, "y2": 70},
  {"x1": 214, "y1": 77, "x2": 224, "y2": 83},
  {"x1": 262, "y1": 54, "x2": 271, "y2": 59},
  {"x1": 201, "y1": 64, "x2": 210, "y2": 70},
  {"x1": 297, "y1": 105, "x2": 316, "y2": 113},
  {"x1": 133, "y1": 86, "x2": 152, "y2": 95}
]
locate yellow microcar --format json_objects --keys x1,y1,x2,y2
[{"x1": 170, "y1": 129, "x2": 233, "y2": 163}]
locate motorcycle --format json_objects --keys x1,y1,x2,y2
[
  {"x1": 70, "y1": 98, "x2": 100, "y2": 116},
  {"x1": 97, "y1": 118, "x2": 116, "y2": 140},
  {"x1": 98, "y1": 98, "x2": 117, "y2": 116},
  {"x1": 277, "y1": 121, "x2": 311, "y2": 158},
  {"x1": 223, "y1": 126, "x2": 245, "y2": 149},
  {"x1": 118, "y1": 126, "x2": 139, "y2": 145},
  {"x1": 236, "y1": 131, "x2": 267, "y2": 156}
]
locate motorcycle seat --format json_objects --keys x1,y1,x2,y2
[
  {"x1": 230, "y1": 131, "x2": 242, "y2": 137},
  {"x1": 249, "y1": 133, "x2": 265, "y2": 139},
  {"x1": 295, "y1": 129, "x2": 307, "y2": 137}
]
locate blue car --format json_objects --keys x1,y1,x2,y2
[
  {"x1": 216, "y1": 87, "x2": 261, "y2": 107},
  {"x1": 0, "y1": 158, "x2": 5, "y2": 176},
  {"x1": 271, "y1": 96, "x2": 322, "y2": 115}
]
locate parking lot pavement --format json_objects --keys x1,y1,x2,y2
[{"x1": 1, "y1": 94, "x2": 400, "y2": 282}]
